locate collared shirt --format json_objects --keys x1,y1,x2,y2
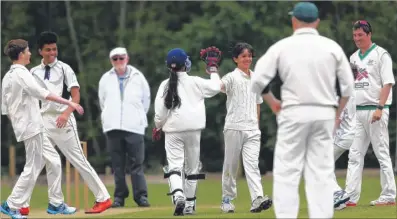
[
  {"x1": 2, "y1": 64, "x2": 50, "y2": 142},
  {"x1": 221, "y1": 68, "x2": 263, "y2": 131},
  {"x1": 98, "y1": 65, "x2": 151, "y2": 135},
  {"x1": 154, "y1": 72, "x2": 221, "y2": 132},
  {"x1": 350, "y1": 43, "x2": 395, "y2": 106},
  {"x1": 251, "y1": 27, "x2": 354, "y2": 119},
  {"x1": 30, "y1": 58, "x2": 80, "y2": 114}
]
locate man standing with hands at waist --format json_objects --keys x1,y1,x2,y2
[
  {"x1": 98, "y1": 47, "x2": 151, "y2": 208},
  {"x1": 251, "y1": 2, "x2": 354, "y2": 218},
  {"x1": 344, "y1": 20, "x2": 396, "y2": 207}
]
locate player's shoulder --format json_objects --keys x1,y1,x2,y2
[
  {"x1": 29, "y1": 64, "x2": 42, "y2": 74},
  {"x1": 56, "y1": 60, "x2": 73, "y2": 70},
  {"x1": 373, "y1": 44, "x2": 390, "y2": 59}
]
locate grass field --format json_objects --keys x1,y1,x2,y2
[{"x1": 1, "y1": 175, "x2": 396, "y2": 218}]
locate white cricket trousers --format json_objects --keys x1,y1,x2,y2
[
  {"x1": 7, "y1": 133, "x2": 44, "y2": 209},
  {"x1": 345, "y1": 109, "x2": 396, "y2": 203},
  {"x1": 273, "y1": 106, "x2": 335, "y2": 219},
  {"x1": 164, "y1": 130, "x2": 202, "y2": 206},
  {"x1": 222, "y1": 129, "x2": 264, "y2": 202},
  {"x1": 23, "y1": 113, "x2": 110, "y2": 207},
  {"x1": 330, "y1": 145, "x2": 348, "y2": 192}
]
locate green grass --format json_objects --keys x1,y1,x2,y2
[{"x1": 1, "y1": 176, "x2": 396, "y2": 218}]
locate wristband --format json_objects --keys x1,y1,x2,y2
[{"x1": 376, "y1": 105, "x2": 384, "y2": 110}]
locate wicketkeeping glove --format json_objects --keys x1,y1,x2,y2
[
  {"x1": 200, "y1": 46, "x2": 222, "y2": 74},
  {"x1": 152, "y1": 128, "x2": 162, "y2": 141}
]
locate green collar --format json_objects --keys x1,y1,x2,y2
[{"x1": 358, "y1": 43, "x2": 376, "y2": 60}]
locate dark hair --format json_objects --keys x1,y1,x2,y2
[
  {"x1": 353, "y1": 20, "x2": 372, "y2": 34},
  {"x1": 231, "y1": 42, "x2": 254, "y2": 65},
  {"x1": 4, "y1": 39, "x2": 29, "y2": 61},
  {"x1": 37, "y1": 31, "x2": 58, "y2": 49},
  {"x1": 163, "y1": 67, "x2": 182, "y2": 110}
]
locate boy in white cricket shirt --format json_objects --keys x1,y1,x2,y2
[
  {"x1": 344, "y1": 20, "x2": 396, "y2": 207},
  {"x1": 1, "y1": 39, "x2": 84, "y2": 219},
  {"x1": 26, "y1": 31, "x2": 112, "y2": 214},
  {"x1": 219, "y1": 42, "x2": 272, "y2": 214},
  {"x1": 153, "y1": 48, "x2": 221, "y2": 216}
]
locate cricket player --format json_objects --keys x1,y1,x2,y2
[
  {"x1": 153, "y1": 48, "x2": 221, "y2": 216},
  {"x1": 1, "y1": 39, "x2": 84, "y2": 219},
  {"x1": 251, "y1": 2, "x2": 355, "y2": 218},
  {"x1": 218, "y1": 42, "x2": 273, "y2": 214},
  {"x1": 343, "y1": 20, "x2": 396, "y2": 207},
  {"x1": 24, "y1": 31, "x2": 112, "y2": 214},
  {"x1": 331, "y1": 86, "x2": 356, "y2": 210}
]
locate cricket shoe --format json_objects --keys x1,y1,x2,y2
[
  {"x1": 220, "y1": 197, "x2": 235, "y2": 213},
  {"x1": 333, "y1": 190, "x2": 350, "y2": 208},
  {"x1": 47, "y1": 203, "x2": 77, "y2": 215},
  {"x1": 335, "y1": 203, "x2": 347, "y2": 210},
  {"x1": 0, "y1": 202, "x2": 27, "y2": 219},
  {"x1": 250, "y1": 196, "x2": 273, "y2": 213},
  {"x1": 183, "y1": 199, "x2": 196, "y2": 215},
  {"x1": 173, "y1": 196, "x2": 186, "y2": 216},
  {"x1": 19, "y1": 207, "x2": 29, "y2": 216},
  {"x1": 85, "y1": 198, "x2": 112, "y2": 214},
  {"x1": 370, "y1": 198, "x2": 396, "y2": 206}
]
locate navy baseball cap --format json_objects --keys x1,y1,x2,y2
[
  {"x1": 166, "y1": 48, "x2": 188, "y2": 69},
  {"x1": 288, "y1": 2, "x2": 319, "y2": 23}
]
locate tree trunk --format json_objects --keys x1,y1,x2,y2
[
  {"x1": 64, "y1": 0, "x2": 101, "y2": 156},
  {"x1": 134, "y1": 1, "x2": 145, "y2": 39},
  {"x1": 118, "y1": 1, "x2": 127, "y2": 46}
]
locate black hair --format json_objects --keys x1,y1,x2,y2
[
  {"x1": 231, "y1": 42, "x2": 255, "y2": 65},
  {"x1": 4, "y1": 39, "x2": 29, "y2": 61},
  {"x1": 37, "y1": 31, "x2": 58, "y2": 49},
  {"x1": 353, "y1": 20, "x2": 372, "y2": 35},
  {"x1": 163, "y1": 66, "x2": 183, "y2": 110}
]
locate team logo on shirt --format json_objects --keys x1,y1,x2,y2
[
  {"x1": 355, "y1": 67, "x2": 369, "y2": 90},
  {"x1": 367, "y1": 59, "x2": 376, "y2": 66}
]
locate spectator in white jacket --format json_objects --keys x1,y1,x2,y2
[
  {"x1": 98, "y1": 47, "x2": 151, "y2": 208},
  {"x1": 153, "y1": 48, "x2": 221, "y2": 216}
]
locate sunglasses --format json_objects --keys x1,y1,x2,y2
[
  {"x1": 112, "y1": 57, "x2": 125, "y2": 61},
  {"x1": 353, "y1": 20, "x2": 372, "y2": 32}
]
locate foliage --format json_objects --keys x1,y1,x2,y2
[{"x1": 1, "y1": 1, "x2": 397, "y2": 173}]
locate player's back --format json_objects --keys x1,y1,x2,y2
[
  {"x1": 2, "y1": 64, "x2": 46, "y2": 142},
  {"x1": 157, "y1": 72, "x2": 220, "y2": 132},
  {"x1": 274, "y1": 28, "x2": 349, "y2": 110}
]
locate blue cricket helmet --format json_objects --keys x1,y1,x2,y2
[{"x1": 166, "y1": 48, "x2": 191, "y2": 72}]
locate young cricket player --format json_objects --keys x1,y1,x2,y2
[
  {"x1": 23, "y1": 31, "x2": 112, "y2": 214},
  {"x1": 1, "y1": 39, "x2": 84, "y2": 219},
  {"x1": 251, "y1": 2, "x2": 355, "y2": 218},
  {"x1": 153, "y1": 48, "x2": 221, "y2": 216},
  {"x1": 343, "y1": 20, "x2": 396, "y2": 207},
  {"x1": 218, "y1": 42, "x2": 273, "y2": 214}
]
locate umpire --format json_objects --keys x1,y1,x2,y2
[{"x1": 98, "y1": 47, "x2": 151, "y2": 208}]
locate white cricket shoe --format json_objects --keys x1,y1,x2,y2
[
  {"x1": 335, "y1": 203, "x2": 347, "y2": 210},
  {"x1": 370, "y1": 198, "x2": 396, "y2": 206},
  {"x1": 250, "y1": 196, "x2": 273, "y2": 213},
  {"x1": 220, "y1": 197, "x2": 235, "y2": 213},
  {"x1": 173, "y1": 196, "x2": 186, "y2": 216},
  {"x1": 333, "y1": 190, "x2": 350, "y2": 208}
]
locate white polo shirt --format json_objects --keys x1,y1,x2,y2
[
  {"x1": 350, "y1": 43, "x2": 395, "y2": 107},
  {"x1": 2, "y1": 64, "x2": 50, "y2": 142},
  {"x1": 30, "y1": 59, "x2": 80, "y2": 114},
  {"x1": 251, "y1": 27, "x2": 354, "y2": 119},
  {"x1": 221, "y1": 68, "x2": 263, "y2": 131}
]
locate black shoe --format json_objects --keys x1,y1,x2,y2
[
  {"x1": 137, "y1": 196, "x2": 150, "y2": 207},
  {"x1": 111, "y1": 200, "x2": 125, "y2": 208}
]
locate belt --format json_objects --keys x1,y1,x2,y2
[{"x1": 356, "y1": 105, "x2": 390, "y2": 110}]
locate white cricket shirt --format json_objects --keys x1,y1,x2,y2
[
  {"x1": 30, "y1": 59, "x2": 80, "y2": 114},
  {"x1": 251, "y1": 27, "x2": 354, "y2": 118},
  {"x1": 2, "y1": 64, "x2": 50, "y2": 142},
  {"x1": 154, "y1": 72, "x2": 221, "y2": 132},
  {"x1": 350, "y1": 44, "x2": 395, "y2": 106},
  {"x1": 221, "y1": 68, "x2": 263, "y2": 131}
]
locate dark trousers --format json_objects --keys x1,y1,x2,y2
[{"x1": 106, "y1": 130, "x2": 148, "y2": 204}]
